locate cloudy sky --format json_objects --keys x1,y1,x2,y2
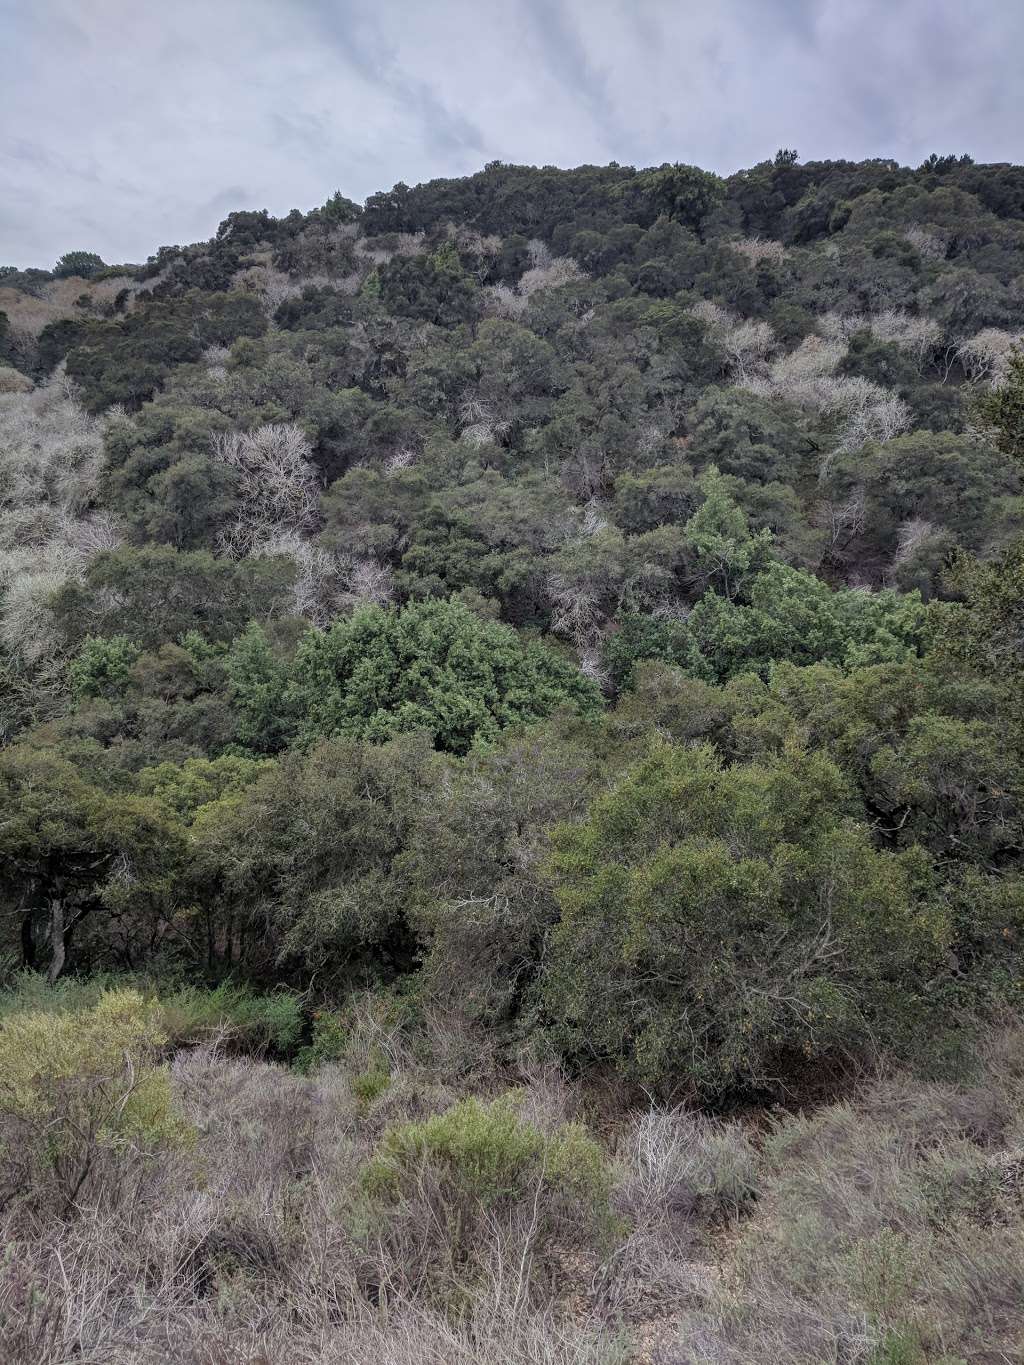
[{"x1": 2, "y1": 0, "x2": 1020, "y2": 269}]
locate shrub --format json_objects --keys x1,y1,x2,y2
[
  {"x1": 0, "y1": 989, "x2": 190, "y2": 1215},
  {"x1": 154, "y1": 982, "x2": 304, "y2": 1053},
  {"x1": 365, "y1": 1094, "x2": 610, "y2": 1211},
  {"x1": 361, "y1": 1094, "x2": 615, "y2": 1300},
  {"x1": 351, "y1": 1052, "x2": 392, "y2": 1112},
  {"x1": 543, "y1": 740, "x2": 950, "y2": 1099},
  {"x1": 294, "y1": 1008, "x2": 348, "y2": 1074}
]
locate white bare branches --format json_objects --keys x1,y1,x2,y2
[
  {"x1": 904, "y1": 224, "x2": 949, "y2": 259},
  {"x1": 0, "y1": 382, "x2": 125, "y2": 667},
  {"x1": 815, "y1": 488, "x2": 867, "y2": 559},
  {"x1": 818, "y1": 309, "x2": 942, "y2": 372},
  {"x1": 832, "y1": 384, "x2": 912, "y2": 455},
  {"x1": 483, "y1": 245, "x2": 586, "y2": 318},
  {"x1": 893, "y1": 517, "x2": 937, "y2": 567},
  {"x1": 0, "y1": 379, "x2": 105, "y2": 529},
  {"x1": 483, "y1": 283, "x2": 528, "y2": 320},
  {"x1": 729, "y1": 236, "x2": 786, "y2": 267},
  {"x1": 459, "y1": 396, "x2": 510, "y2": 447},
  {"x1": 253, "y1": 532, "x2": 393, "y2": 626},
  {"x1": 356, "y1": 231, "x2": 426, "y2": 268},
  {"x1": 955, "y1": 328, "x2": 1024, "y2": 387},
  {"x1": 214, "y1": 423, "x2": 395, "y2": 625},
  {"x1": 869, "y1": 310, "x2": 943, "y2": 368},
  {"x1": 234, "y1": 265, "x2": 363, "y2": 320},
  {"x1": 518, "y1": 249, "x2": 585, "y2": 298},
  {"x1": 547, "y1": 573, "x2": 606, "y2": 653},
  {"x1": 742, "y1": 335, "x2": 911, "y2": 464},
  {"x1": 690, "y1": 300, "x2": 776, "y2": 382},
  {"x1": 213, "y1": 423, "x2": 322, "y2": 557},
  {"x1": 385, "y1": 447, "x2": 416, "y2": 473}
]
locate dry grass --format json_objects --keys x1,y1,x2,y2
[
  {"x1": 3, "y1": 993, "x2": 1024, "y2": 1364},
  {"x1": 0, "y1": 994, "x2": 627, "y2": 1363},
  {"x1": 660, "y1": 1039, "x2": 1024, "y2": 1363}
]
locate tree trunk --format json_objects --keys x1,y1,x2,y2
[
  {"x1": 47, "y1": 898, "x2": 66, "y2": 984},
  {"x1": 20, "y1": 908, "x2": 37, "y2": 971}
]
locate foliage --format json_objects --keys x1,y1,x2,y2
[
  {"x1": 53, "y1": 251, "x2": 105, "y2": 280},
  {"x1": 5, "y1": 151, "x2": 1024, "y2": 1113},
  {"x1": 544, "y1": 740, "x2": 950, "y2": 1098},
  {"x1": 976, "y1": 343, "x2": 1024, "y2": 460},
  {"x1": 365, "y1": 1093, "x2": 610, "y2": 1208},
  {"x1": 282, "y1": 598, "x2": 601, "y2": 755},
  {"x1": 5, "y1": 146, "x2": 1024, "y2": 1362},
  {"x1": 630, "y1": 162, "x2": 726, "y2": 232},
  {"x1": 0, "y1": 988, "x2": 188, "y2": 1214},
  {"x1": 51, "y1": 546, "x2": 296, "y2": 650},
  {"x1": 190, "y1": 734, "x2": 435, "y2": 983},
  {"x1": 0, "y1": 743, "x2": 185, "y2": 981}
]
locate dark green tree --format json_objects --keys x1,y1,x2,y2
[{"x1": 53, "y1": 251, "x2": 105, "y2": 279}]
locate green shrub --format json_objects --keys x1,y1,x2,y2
[
  {"x1": 294, "y1": 1009, "x2": 348, "y2": 1074},
  {"x1": 0, "y1": 989, "x2": 191, "y2": 1213},
  {"x1": 364, "y1": 1094, "x2": 611, "y2": 1216},
  {"x1": 351, "y1": 1053, "x2": 391, "y2": 1112},
  {"x1": 0, "y1": 976, "x2": 303, "y2": 1055},
  {"x1": 155, "y1": 983, "x2": 304, "y2": 1053},
  {"x1": 544, "y1": 740, "x2": 950, "y2": 1100}
]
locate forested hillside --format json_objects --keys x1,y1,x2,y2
[{"x1": 2, "y1": 152, "x2": 1024, "y2": 1362}]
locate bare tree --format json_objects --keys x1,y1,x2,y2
[
  {"x1": 955, "y1": 328, "x2": 1024, "y2": 386},
  {"x1": 729, "y1": 236, "x2": 786, "y2": 267},
  {"x1": 214, "y1": 423, "x2": 322, "y2": 557}
]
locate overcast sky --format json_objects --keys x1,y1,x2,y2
[{"x1": 2, "y1": 0, "x2": 1021, "y2": 269}]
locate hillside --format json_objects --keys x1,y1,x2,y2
[{"x1": 2, "y1": 153, "x2": 1024, "y2": 1362}]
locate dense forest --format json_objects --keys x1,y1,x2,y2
[{"x1": 2, "y1": 151, "x2": 1024, "y2": 1363}]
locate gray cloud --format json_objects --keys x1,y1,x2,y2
[{"x1": 1, "y1": 0, "x2": 1021, "y2": 268}]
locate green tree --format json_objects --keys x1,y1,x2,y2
[
  {"x1": 283, "y1": 598, "x2": 601, "y2": 755},
  {"x1": 51, "y1": 546, "x2": 296, "y2": 651},
  {"x1": 544, "y1": 741, "x2": 949, "y2": 1099},
  {"x1": 976, "y1": 345, "x2": 1024, "y2": 461},
  {"x1": 53, "y1": 251, "x2": 105, "y2": 279},
  {"x1": 69, "y1": 636, "x2": 142, "y2": 701},
  {"x1": 684, "y1": 466, "x2": 774, "y2": 598},
  {"x1": 631, "y1": 163, "x2": 726, "y2": 232},
  {"x1": 0, "y1": 745, "x2": 184, "y2": 980},
  {"x1": 687, "y1": 563, "x2": 925, "y2": 683},
  {"x1": 191, "y1": 735, "x2": 434, "y2": 981}
]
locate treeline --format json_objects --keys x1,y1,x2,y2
[
  {"x1": 1, "y1": 151, "x2": 1024, "y2": 1104},
  {"x1": 2, "y1": 546, "x2": 1022, "y2": 1102}
]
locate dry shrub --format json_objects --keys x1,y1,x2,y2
[
  {"x1": 0, "y1": 1029, "x2": 626, "y2": 1363},
  {"x1": 5, "y1": 1002, "x2": 1024, "y2": 1363},
  {"x1": 600, "y1": 1109, "x2": 756, "y2": 1315},
  {"x1": 904, "y1": 224, "x2": 949, "y2": 260},
  {"x1": 0, "y1": 276, "x2": 136, "y2": 373},
  {"x1": 0, "y1": 366, "x2": 33, "y2": 394},
  {"x1": 659, "y1": 1042, "x2": 1024, "y2": 1363},
  {"x1": 356, "y1": 232, "x2": 425, "y2": 268}
]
